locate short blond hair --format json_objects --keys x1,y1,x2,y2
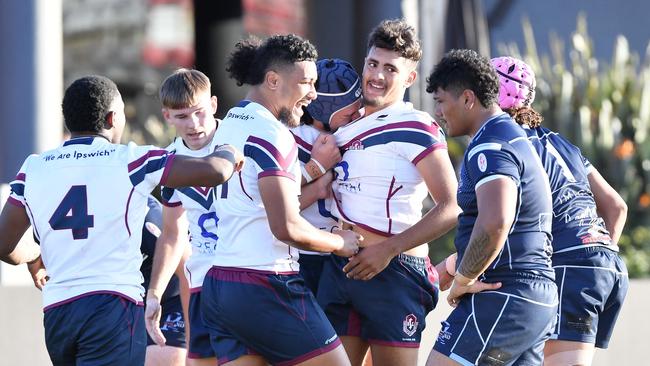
[{"x1": 159, "y1": 68, "x2": 211, "y2": 109}]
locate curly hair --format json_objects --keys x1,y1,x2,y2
[
  {"x1": 227, "y1": 34, "x2": 318, "y2": 86},
  {"x1": 367, "y1": 19, "x2": 422, "y2": 62},
  {"x1": 426, "y1": 49, "x2": 499, "y2": 108},
  {"x1": 503, "y1": 106, "x2": 544, "y2": 128},
  {"x1": 160, "y1": 68, "x2": 211, "y2": 109},
  {"x1": 62, "y1": 75, "x2": 120, "y2": 133}
]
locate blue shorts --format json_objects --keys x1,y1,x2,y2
[
  {"x1": 298, "y1": 253, "x2": 329, "y2": 295},
  {"x1": 188, "y1": 289, "x2": 216, "y2": 359},
  {"x1": 317, "y1": 253, "x2": 439, "y2": 347},
  {"x1": 146, "y1": 295, "x2": 186, "y2": 349},
  {"x1": 44, "y1": 292, "x2": 146, "y2": 366},
  {"x1": 551, "y1": 246, "x2": 629, "y2": 348},
  {"x1": 201, "y1": 266, "x2": 341, "y2": 365},
  {"x1": 433, "y1": 274, "x2": 558, "y2": 366}
]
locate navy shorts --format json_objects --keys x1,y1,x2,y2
[
  {"x1": 201, "y1": 266, "x2": 341, "y2": 365},
  {"x1": 317, "y1": 253, "x2": 439, "y2": 347},
  {"x1": 551, "y1": 246, "x2": 629, "y2": 348},
  {"x1": 298, "y1": 253, "x2": 329, "y2": 295},
  {"x1": 433, "y1": 274, "x2": 558, "y2": 366},
  {"x1": 44, "y1": 292, "x2": 146, "y2": 366},
  {"x1": 146, "y1": 295, "x2": 186, "y2": 349},
  {"x1": 188, "y1": 289, "x2": 215, "y2": 359}
]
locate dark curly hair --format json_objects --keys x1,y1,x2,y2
[
  {"x1": 367, "y1": 19, "x2": 422, "y2": 62},
  {"x1": 62, "y1": 75, "x2": 120, "y2": 133},
  {"x1": 227, "y1": 34, "x2": 318, "y2": 86},
  {"x1": 504, "y1": 106, "x2": 544, "y2": 128},
  {"x1": 426, "y1": 49, "x2": 499, "y2": 108}
]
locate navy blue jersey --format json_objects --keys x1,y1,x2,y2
[
  {"x1": 456, "y1": 114, "x2": 554, "y2": 280},
  {"x1": 141, "y1": 196, "x2": 180, "y2": 303},
  {"x1": 525, "y1": 127, "x2": 612, "y2": 253}
]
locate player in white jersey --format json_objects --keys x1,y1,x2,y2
[
  {"x1": 0, "y1": 75, "x2": 242, "y2": 365},
  {"x1": 291, "y1": 58, "x2": 363, "y2": 295},
  {"x1": 200, "y1": 34, "x2": 360, "y2": 366},
  {"x1": 316, "y1": 20, "x2": 460, "y2": 366},
  {"x1": 144, "y1": 69, "x2": 221, "y2": 365}
]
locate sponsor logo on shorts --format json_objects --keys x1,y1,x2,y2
[
  {"x1": 160, "y1": 312, "x2": 185, "y2": 333},
  {"x1": 402, "y1": 314, "x2": 418, "y2": 337},
  {"x1": 325, "y1": 334, "x2": 338, "y2": 345},
  {"x1": 436, "y1": 320, "x2": 452, "y2": 345}
]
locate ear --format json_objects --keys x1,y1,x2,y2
[
  {"x1": 104, "y1": 111, "x2": 115, "y2": 130},
  {"x1": 210, "y1": 95, "x2": 218, "y2": 114},
  {"x1": 161, "y1": 108, "x2": 170, "y2": 122},
  {"x1": 405, "y1": 69, "x2": 417, "y2": 88},
  {"x1": 462, "y1": 89, "x2": 476, "y2": 110},
  {"x1": 265, "y1": 70, "x2": 280, "y2": 90}
]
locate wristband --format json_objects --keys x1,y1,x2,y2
[
  {"x1": 301, "y1": 165, "x2": 314, "y2": 183},
  {"x1": 304, "y1": 159, "x2": 326, "y2": 182},
  {"x1": 311, "y1": 158, "x2": 327, "y2": 174}
]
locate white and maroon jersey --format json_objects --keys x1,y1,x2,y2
[
  {"x1": 290, "y1": 125, "x2": 340, "y2": 256},
  {"x1": 160, "y1": 135, "x2": 218, "y2": 289},
  {"x1": 211, "y1": 101, "x2": 301, "y2": 272},
  {"x1": 332, "y1": 101, "x2": 447, "y2": 236},
  {"x1": 7, "y1": 136, "x2": 174, "y2": 309}
]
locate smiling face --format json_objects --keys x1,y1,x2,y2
[
  {"x1": 275, "y1": 60, "x2": 318, "y2": 127},
  {"x1": 362, "y1": 46, "x2": 417, "y2": 115},
  {"x1": 162, "y1": 91, "x2": 218, "y2": 150},
  {"x1": 432, "y1": 87, "x2": 472, "y2": 138}
]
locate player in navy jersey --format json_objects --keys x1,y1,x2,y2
[
  {"x1": 492, "y1": 56, "x2": 628, "y2": 366},
  {"x1": 0, "y1": 75, "x2": 242, "y2": 366},
  {"x1": 200, "y1": 34, "x2": 360, "y2": 366},
  {"x1": 425, "y1": 49, "x2": 558, "y2": 366},
  {"x1": 145, "y1": 68, "x2": 221, "y2": 366}
]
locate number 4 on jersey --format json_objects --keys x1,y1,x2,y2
[{"x1": 49, "y1": 185, "x2": 94, "y2": 239}]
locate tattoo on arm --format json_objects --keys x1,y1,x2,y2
[{"x1": 457, "y1": 229, "x2": 501, "y2": 279}]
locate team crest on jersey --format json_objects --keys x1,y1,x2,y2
[
  {"x1": 402, "y1": 314, "x2": 418, "y2": 337},
  {"x1": 477, "y1": 153, "x2": 488, "y2": 172},
  {"x1": 437, "y1": 320, "x2": 453, "y2": 345},
  {"x1": 347, "y1": 140, "x2": 364, "y2": 150}
]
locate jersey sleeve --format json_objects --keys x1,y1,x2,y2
[
  {"x1": 160, "y1": 186, "x2": 182, "y2": 207},
  {"x1": 390, "y1": 120, "x2": 447, "y2": 164},
  {"x1": 244, "y1": 129, "x2": 299, "y2": 181},
  {"x1": 465, "y1": 140, "x2": 521, "y2": 190},
  {"x1": 127, "y1": 143, "x2": 176, "y2": 194},
  {"x1": 581, "y1": 154, "x2": 595, "y2": 174},
  {"x1": 7, "y1": 155, "x2": 35, "y2": 207}
]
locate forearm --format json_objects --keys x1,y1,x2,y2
[
  {"x1": 164, "y1": 150, "x2": 236, "y2": 188},
  {"x1": 278, "y1": 216, "x2": 344, "y2": 253},
  {"x1": 385, "y1": 200, "x2": 459, "y2": 254},
  {"x1": 599, "y1": 205, "x2": 627, "y2": 244},
  {"x1": 457, "y1": 222, "x2": 507, "y2": 280},
  {"x1": 1, "y1": 241, "x2": 40, "y2": 265},
  {"x1": 148, "y1": 234, "x2": 188, "y2": 299},
  {"x1": 298, "y1": 181, "x2": 324, "y2": 210}
]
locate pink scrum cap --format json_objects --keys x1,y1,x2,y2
[{"x1": 491, "y1": 56, "x2": 536, "y2": 110}]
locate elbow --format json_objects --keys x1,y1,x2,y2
[{"x1": 479, "y1": 214, "x2": 512, "y2": 238}]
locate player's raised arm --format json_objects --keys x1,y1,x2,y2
[{"x1": 163, "y1": 144, "x2": 244, "y2": 189}]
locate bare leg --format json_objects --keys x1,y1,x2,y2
[
  {"x1": 340, "y1": 336, "x2": 370, "y2": 366},
  {"x1": 369, "y1": 344, "x2": 419, "y2": 366},
  {"x1": 544, "y1": 340, "x2": 595, "y2": 366},
  {"x1": 425, "y1": 349, "x2": 462, "y2": 366},
  {"x1": 146, "y1": 345, "x2": 187, "y2": 366}
]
